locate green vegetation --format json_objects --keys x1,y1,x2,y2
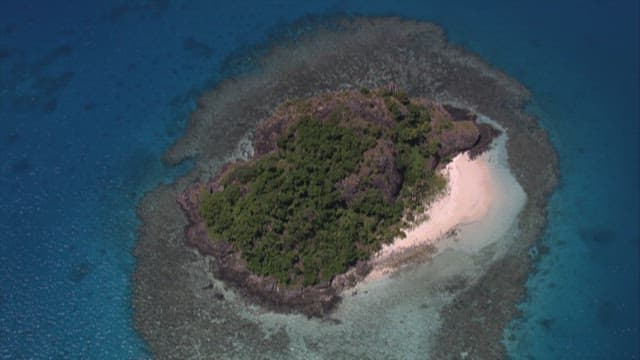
[{"x1": 199, "y1": 89, "x2": 448, "y2": 286}]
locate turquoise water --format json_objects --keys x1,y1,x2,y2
[{"x1": 0, "y1": 1, "x2": 637, "y2": 358}]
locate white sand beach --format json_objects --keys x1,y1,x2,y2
[
  {"x1": 364, "y1": 128, "x2": 526, "y2": 281},
  {"x1": 385, "y1": 152, "x2": 493, "y2": 254}
]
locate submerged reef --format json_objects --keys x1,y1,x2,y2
[{"x1": 133, "y1": 16, "x2": 557, "y2": 359}]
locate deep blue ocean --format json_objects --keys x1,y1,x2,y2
[{"x1": 1, "y1": 1, "x2": 637, "y2": 358}]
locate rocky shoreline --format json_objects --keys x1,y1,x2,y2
[
  {"x1": 177, "y1": 175, "x2": 367, "y2": 317},
  {"x1": 133, "y1": 16, "x2": 558, "y2": 359}
]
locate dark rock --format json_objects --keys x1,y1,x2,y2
[
  {"x1": 443, "y1": 104, "x2": 477, "y2": 122},
  {"x1": 438, "y1": 120, "x2": 480, "y2": 158},
  {"x1": 468, "y1": 123, "x2": 502, "y2": 159},
  {"x1": 338, "y1": 139, "x2": 402, "y2": 204}
]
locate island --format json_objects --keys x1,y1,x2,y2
[
  {"x1": 177, "y1": 84, "x2": 498, "y2": 316},
  {"x1": 133, "y1": 17, "x2": 558, "y2": 359}
]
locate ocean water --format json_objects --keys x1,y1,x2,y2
[{"x1": 0, "y1": 1, "x2": 637, "y2": 359}]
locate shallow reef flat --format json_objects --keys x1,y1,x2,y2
[{"x1": 133, "y1": 16, "x2": 558, "y2": 359}]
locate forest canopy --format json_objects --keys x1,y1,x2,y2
[{"x1": 198, "y1": 88, "x2": 464, "y2": 286}]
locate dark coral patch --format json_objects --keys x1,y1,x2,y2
[
  {"x1": 36, "y1": 45, "x2": 73, "y2": 68},
  {"x1": 107, "y1": 0, "x2": 170, "y2": 22},
  {"x1": 596, "y1": 300, "x2": 617, "y2": 327},
  {"x1": 11, "y1": 158, "x2": 32, "y2": 174},
  {"x1": 9, "y1": 96, "x2": 36, "y2": 112},
  {"x1": 0, "y1": 48, "x2": 13, "y2": 60},
  {"x1": 183, "y1": 37, "x2": 214, "y2": 59},
  {"x1": 69, "y1": 262, "x2": 92, "y2": 283},
  {"x1": 35, "y1": 71, "x2": 74, "y2": 97},
  {"x1": 536, "y1": 317, "x2": 555, "y2": 332},
  {"x1": 5, "y1": 132, "x2": 19, "y2": 145},
  {"x1": 42, "y1": 98, "x2": 58, "y2": 113},
  {"x1": 579, "y1": 228, "x2": 616, "y2": 245},
  {"x1": 83, "y1": 101, "x2": 97, "y2": 111}
]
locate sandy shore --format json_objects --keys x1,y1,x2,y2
[
  {"x1": 366, "y1": 130, "x2": 523, "y2": 281},
  {"x1": 389, "y1": 152, "x2": 492, "y2": 252}
]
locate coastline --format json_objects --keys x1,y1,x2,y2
[
  {"x1": 361, "y1": 123, "x2": 527, "y2": 288},
  {"x1": 365, "y1": 150, "x2": 493, "y2": 281},
  {"x1": 366, "y1": 129, "x2": 523, "y2": 282},
  {"x1": 132, "y1": 16, "x2": 558, "y2": 359},
  {"x1": 173, "y1": 88, "x2": 495, "y2": 317}
]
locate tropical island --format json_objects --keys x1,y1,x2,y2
[
  {"x1": 134, "y1": 17, "x2": 558, "y2": 359},
  {"x1": 177, "y1": 84, "x2": 498, "y2": 314}
]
